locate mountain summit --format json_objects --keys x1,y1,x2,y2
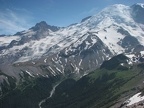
[
  {"x1": 0, "y1": 3, "x2": 144, "y2": 72},
  {"x1": 31, "y1": 21, "x2": 60, "y2": 32},
  {"x1": 0, "y1": 4, "x2": 144, "y2": 106}
]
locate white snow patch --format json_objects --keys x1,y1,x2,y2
[
  {"x1": 126, "y1": 54, "x2": 135, "y2": 59},
  {"x1": 140, "y1": 51, "x2": 144, "y2": 55},
  {"x1": 60, "y1": 65, "x2": 64, "y2": 73},
  {"x1": 55, "y1": 67, "x2": 62, "y2": 73},
  {"x1": 25, "y1": 70, "x2": 34, "y2": 77},
  {"x1": 137, "y1": 3, "x2": 144, "y2": 8},
  {"x1": 71, "y1": 63, "x2": 75, "y2": 68},
  {"x1": 126, "y1": 92, "x2": 144, "y2": 106},
  {"x1": 79, "y1": 59, "x2": 82, "y2": 66},
  {"x1": 102, "y1": 56, "x2": 105, "y2": 61},
  {"x1": 52, "y1": 58, "x2": 55, "y2": 62},
  {"x1": 84, "y1": 41, "x2": 90, "y2": 50},
  {"x1": 75, "y1": 66, "x2": 79, "y2": 73},
  {"x1": 96, "y1": 59, "x2": 98, "y2": 64},
  {"x1": 65, "y1": 58, "x2": 67, "y2": 63},
  {"x1": 120, "y1": 63, "x2": 124, "y2": 66},
  {"x1": 48, "y1": 66, "x2": 56, "y2": 76},
  {"x1": 32, "y1": 62, "x2": 35, "y2": 64},
  {"x1": 91, "y1": 36, "x2": 97, "y2": 44},
  {"x1": 0, "y1": 36, "x2": 20, "y2": 46},
  {"x1": 44, "y1": 58, "x2": 47, "y2": 63}
]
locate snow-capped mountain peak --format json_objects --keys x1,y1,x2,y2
[
  {"x1": 81, "y1": 4, "x2": 134, "y2": 29},
  {"x1": 135, "y1": 3, "x2": 144, "y2": 8},
  {"x1": 1, "y1": 3, "x2": 144, "y2": 108},
  {"x1": 0, "y1": 3, "x2": 144, "y2": 80},
  {"x1": 0, "y1": 3, "x2": 144, "y2": 64}
]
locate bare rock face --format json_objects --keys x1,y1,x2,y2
[{"x1": 131, "y1": 3, "x2": 144, "y2": 24}]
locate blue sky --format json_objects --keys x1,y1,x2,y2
[{"x1": 0, "y1": 0, "x2": 143, "y2": 35}]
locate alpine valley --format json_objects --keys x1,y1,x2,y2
[{"x1": 0, "y1": 3, "x2": 144, "y2": 108}]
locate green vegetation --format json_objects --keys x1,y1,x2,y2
[
  {"x1": 0, "y1": 75, "x2": 60, "y2": 108},
  {"x1": 42, "y1": 63, "x2": 144, "y2": 108},
  {"x1": 0, "y1": 71, "x2": 16, "y2": 95},
  {"x1": 1, "y1": 54, "x2": 144, "y2": 108}
]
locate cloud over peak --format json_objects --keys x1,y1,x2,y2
[{"x1": 0, "y1": 9, "x2": 33, "y2": 35}]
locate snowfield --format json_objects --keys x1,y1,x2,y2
[
  {"x1": 126, "y1": 92, "x2": 144, "y2": 106},
  {"x1": 0, "y1": 4, "x2": 144, "y2": 63},
  {"x1": 0, "y1": 36, "x2": 20, "y2": 46}
]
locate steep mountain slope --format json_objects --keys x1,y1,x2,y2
[
  {"x1": 0, "y1": 75, "x2": 61, "y2": 108},
  {"x1": 40, "y1": 54, "x2": 144, "y2": 108},
  {"x1": 0, "y1": 3, "x2": 144, "y2": 105},
  {"x1": 0, "y1": 4, "x2": 144, "y2": 63},
  {"x1": 1, "y1": 54, "x2": 144, "y2": 108}
]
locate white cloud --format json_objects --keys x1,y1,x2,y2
[
  {"x1": 80, "y1": 7, "x2": 99, "y2": 16},
  {"x1": 0, "y1": 9, "x2": 33, "y2": 35}
]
